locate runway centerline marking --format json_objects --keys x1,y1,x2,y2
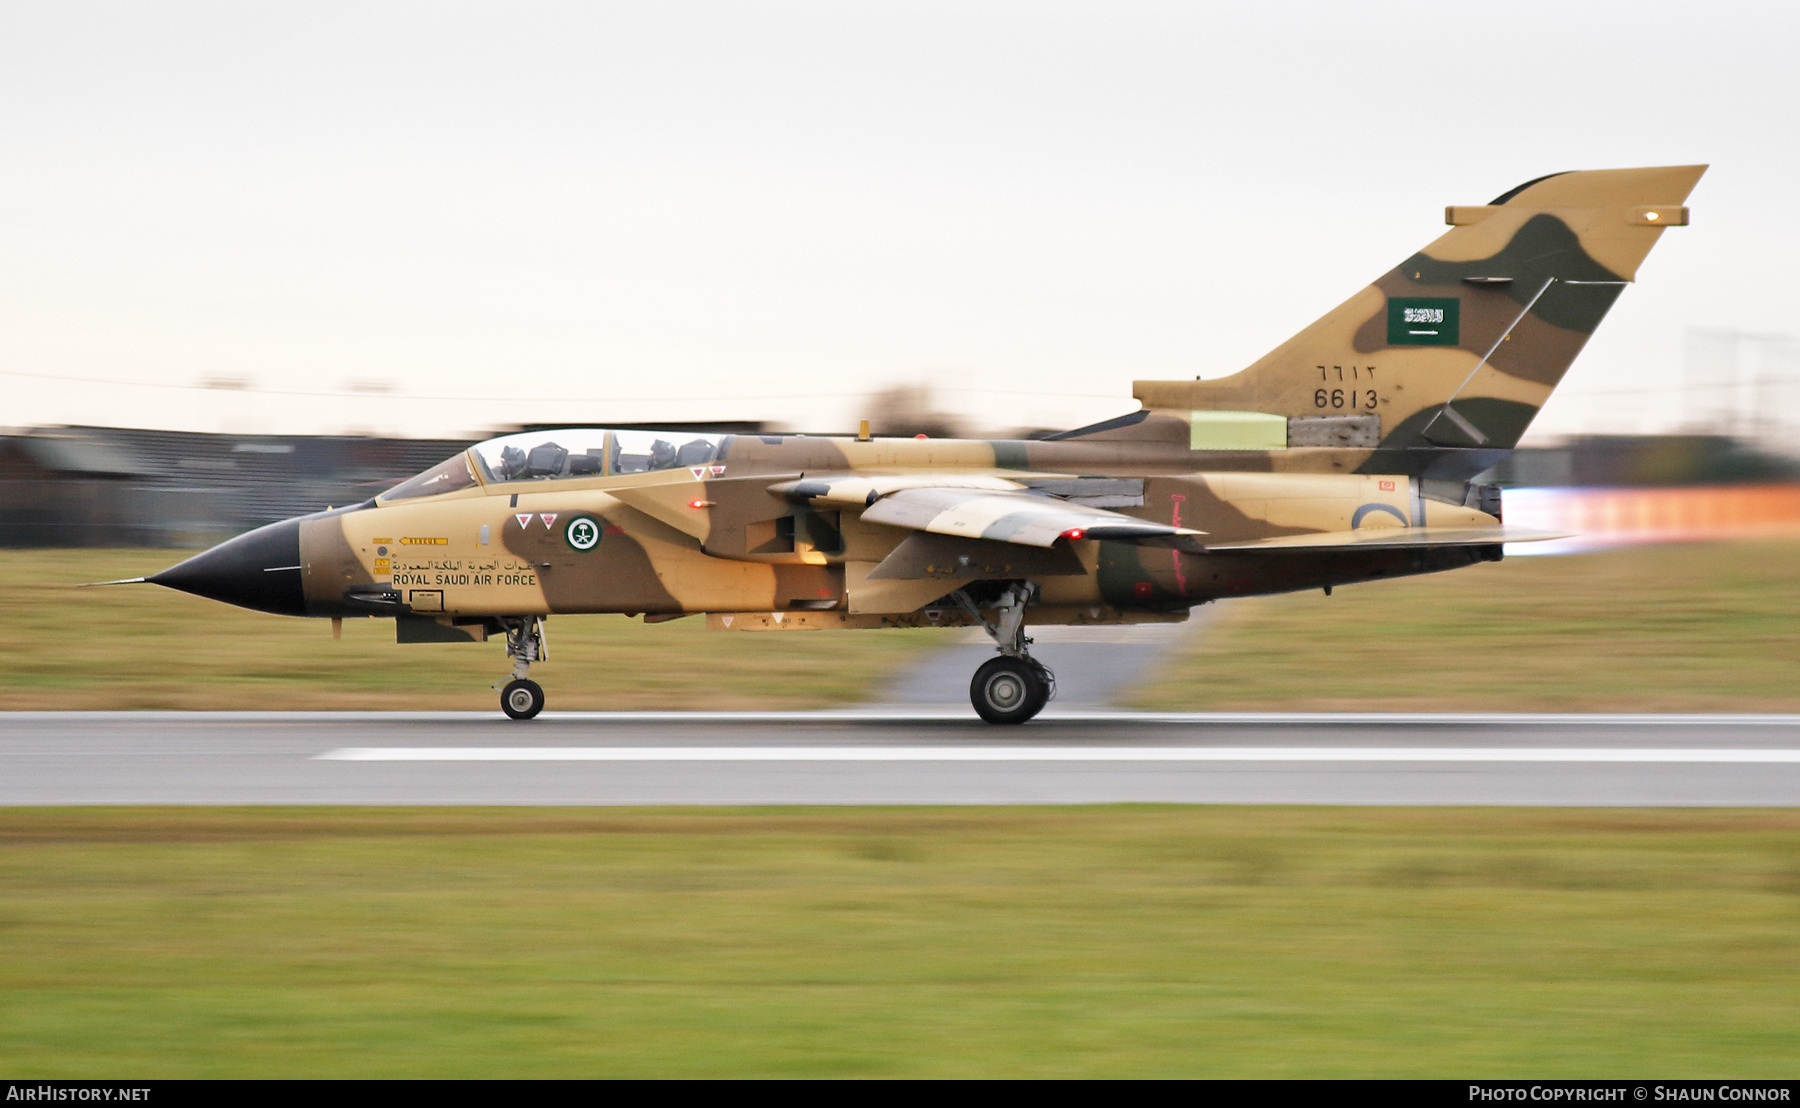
[{"x1": 315, "y1": 746, "x2": 1800, "y2": 764}]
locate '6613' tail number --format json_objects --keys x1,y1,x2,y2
[{"x1": 1316, "y1": 388, "x2": 1378, "y2": 409}]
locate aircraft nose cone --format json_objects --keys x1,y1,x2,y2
[{"x1": 150, "y1": 517, "x2": 308, "y2": 616}]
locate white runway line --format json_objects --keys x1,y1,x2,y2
[{"x1": 315, "y1": 746, "x2": 1800, "y2": 763}]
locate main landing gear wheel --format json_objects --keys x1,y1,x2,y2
[
  {"x1": 501, "y1": 678, "x2": 545, "y2": 721},
  {"x1": 953, "y1": 582, "x2": 1055, "y2": 724},
  {"x1": 970, "y1": 657, "x2": 1050, "y2": 725}
]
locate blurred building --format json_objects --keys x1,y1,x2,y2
[
  {"x1": 0, "y1": 427, "x2": 473, "y2": 548},
  {"x1": 860, "y1": 384, "x2": 968, "y2": 440},
  {"x1": 1489, "y1": 434, "x2": 1800, "y2": 489}
]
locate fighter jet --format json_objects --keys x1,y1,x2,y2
[{"x1": 135, "y1": 165, "x2": 1704, "y2": 723}]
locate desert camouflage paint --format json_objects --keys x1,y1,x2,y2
[{"x1": 156, "y1": 166, "x2": 1705, "y2": 643}]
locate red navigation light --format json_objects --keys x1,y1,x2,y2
[
  {"x1": 689, "y1": 499, "x2": 710, "y2": 509},
  {"x1": 1061, "y1": 528, "x2": 1085, "y2": 541},
  {"x1": 915, "y1": 433, "x2": 928, "y2": 439}
]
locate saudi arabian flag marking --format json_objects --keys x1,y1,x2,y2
[{"x1": 1387, "y1": 297, "x2": 1460, "y2": 346}]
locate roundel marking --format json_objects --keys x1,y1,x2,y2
[
  {"x1": 565, "y1": 516, "x2": 602, "y2": 551},
  {"x1": 1350, "y1": 502, "x2": 1409, "y2": 529}
]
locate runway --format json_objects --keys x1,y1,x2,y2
[{"x1": 6, "y1": 710, "x2": 1800, "y2": 805}]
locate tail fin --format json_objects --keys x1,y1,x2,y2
[{"x1": 1131, "y1": 165, "x2": 1706, "y2": 461}]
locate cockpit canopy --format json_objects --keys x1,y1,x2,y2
[
  {"x1": 474, "y1": 429, "x2": 725, "y2": 481},
  {"x1": 380, "y1": 429, "x2": 728, "y2": 502}
]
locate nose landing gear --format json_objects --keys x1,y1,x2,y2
[
  {"x1": 954, "y1": 583, "x2": 1054, "y2": 724},
  {"x1": 497, "y1": 617, "x2": 548, "y2": 720}
]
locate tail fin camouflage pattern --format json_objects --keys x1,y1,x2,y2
[{"x1": 1132, "y1": 165, "x2": 1705, "y2": 471}]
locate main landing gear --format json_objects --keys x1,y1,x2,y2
[
  {"x1": 498, "y1": 617, "x2": 547, "y2": 720},
  {"x1": 954, "y1": 583, "x2": 1054, "y2": 725}
]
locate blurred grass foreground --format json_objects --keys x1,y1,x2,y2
[
  {"x1": 4, "y1": 805, "x2": 1799, "y2": 1077},
  {"x1": 3, "y1": 540, "x2": 1797, "y2": 711},
  {"x1": 1129, "y1": 538, "x2": 1800, "y2": 713}
]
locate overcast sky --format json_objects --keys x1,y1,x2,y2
[{"x1": 2, "y1": 0, "x2": 1795, "y2": 441}]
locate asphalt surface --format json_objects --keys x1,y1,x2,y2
[{"x1": 6, "y1": 710, "x2": 1800, "y2": 806}]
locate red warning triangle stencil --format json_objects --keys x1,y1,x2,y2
[
  {"x1": 540, "y1": 513, "x2": 558, "y2": 528},
  {"x1": 514, "y1": 514, "x2": 531, "y2": 529}
]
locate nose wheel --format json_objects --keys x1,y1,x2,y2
[
  {"x1": 496, "y1": 617, "x2": 548, "y2": 720},
  {"x1": 501, "y1": 678, "x2": 545, "y2": 720},
  {"x1": 954, "y1": 583, "x2": 1054, "y2": 725}
]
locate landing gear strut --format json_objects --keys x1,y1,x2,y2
[
  {"x1": 498, "y1": 617, "x2": 547, "y2": 720},
  {"x1": 954, "y1": 584, "x2": 1053, "y2": 725}
]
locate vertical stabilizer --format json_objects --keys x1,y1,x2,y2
[{"x1": 1131, "y1": 166, "x2": 1706, "y2": 462}]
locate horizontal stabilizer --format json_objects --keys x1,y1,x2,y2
[{"x1": 1205, "y1": 526, "x2": 1568, "y2": 552}]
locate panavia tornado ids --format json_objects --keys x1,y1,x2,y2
[{"x1": 128, "y1": 165, "x2": 1703, "y2": 722}]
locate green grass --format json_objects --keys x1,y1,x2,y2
[
  {"x1": 2, "y1": 806, "x2": 1799, "y2": 1077},
  {"x1": 1, "y1": 549, "x2": 939, "y2": 710},
  {"x1": 1132, "y1": 539, "x2": 1800, "y2": 712},
  {"x1": 10, "y1": 540, "x2": 1800, "y2": 711}
]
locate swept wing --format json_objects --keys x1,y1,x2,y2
[
  {"x1": 773, "y1": 476, "x2": 1203, "y2": 549},
  {"x1": 861, "y1": 487, "x2": 1200, "y2": 548}
]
